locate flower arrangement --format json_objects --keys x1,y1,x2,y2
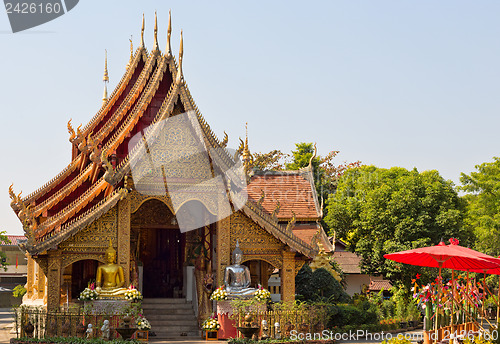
[
  {"x1": 210, "y1": 286, "x2": 228, "y2": 301},
  {"x1": 136, "y1": 315, "x2": 151, "y2": 330},
  {"x1": 254, "y1": 284, "x2": 271, "y2": 302},
  {"x1": 124, "y1": 285, "x2": 143, "y2": 302},
  {"x1": 78, "y1": 283, "x2": 99, "y2": 301},
  {"x1": 202, "y1": 314, "x2": 220, "y2": 331}
]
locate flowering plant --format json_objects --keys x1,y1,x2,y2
[
  {"x1": 253, "y1": 284, "x2": 271, "y2": 302},
  {"x1": 202, "y1": 314, "x2": 220, "y2": 331},
  {"x1": 136, "y1": 315, "x2": 151, "y2": 330},
  {"x1": 210, "y1": 286, "x2": 228, "y2": 301},
  {"x1": 78, "y1": 283, "x2": 99, "y2": 301},
  {"x1": 124, "y1": 285, "x2": 143, "y2": 302}
]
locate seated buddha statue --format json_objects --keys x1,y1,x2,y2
[
  {"x1": 224, "y1": 241, "x2": 257, "y2": 299},
  {"x1": 95, "y1": 240, "x2": 127, "y2": 298}
]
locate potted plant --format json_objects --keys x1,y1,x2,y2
[{"x1": 202, "y1": 314, "x2": 220, "y2": 340}]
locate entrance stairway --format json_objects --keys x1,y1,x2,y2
[{"x1": 141, "y1": 298, "x2": 200, "y2": 340}]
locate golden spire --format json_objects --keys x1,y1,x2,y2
[
  {"x1": 242, "y1": 123, "x2": 253, "y2": 173},
  {"x1": 140, "y1": 13, "x2": 145, "y2": 47},
  {"x1": 103, "y1": 49, "x2": 109, "y2": 82},
  {"x1": 176, "y1": 30, "x2": 183, "y2": 84},
  {"x1": 166, "y1": 9, "x2": 172, "y2": 57},
  {"x1": 153, "y1": 11, "x2": 159, "y2": 51},
  {"x1": 102, "y1": 50, "x2": 109, "y2": 104}
]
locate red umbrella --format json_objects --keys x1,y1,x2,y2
[{"x1": 384, "y1": 240, "x2": 500, "y2": 271}]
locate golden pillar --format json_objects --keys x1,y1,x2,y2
[
  {"x1": 37, "y1": 266, "x2": 46, "y2": 300},
  {"x1": 281, "y1": 249, "x2": 296, "y2": 303},
  {"x1": 117, "y1": 197, "x2": 131, "y2": 286},
  {"x1": 26, "y1": 254, "x2": 34, "y2": 299},
  {"x1": 216, "y1": 216, "x2": 231, "y2": 285},
  {"x1": 46, "y1": 252, "x2": 62, "y2": 312}
]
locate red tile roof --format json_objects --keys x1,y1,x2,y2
[
  {"x1": 292, "y1": 223, "x2": 332, "y2": 252},
  {"x1": 368, "y1": 279, "x2": 393, "y2": 292},
  {"x1": 1, "y1": 235, "x2": 27, "y2": 246},
  {"x1": 247, "y1": 171, "x2": 320, "y2": 220},
  {"x1": 332, "y1": 251, "x2": 362, "y2": 274}
]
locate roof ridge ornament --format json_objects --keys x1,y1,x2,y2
[
  {"x1": 153, "y1": 11, "x2": 159, "y2": 51},
  {"x1": 127, "y1": 35, "x2": 133, "y2": 69},
  {"x1": 102, "y1": 50, "x2": 109, "y2": 104},
  {"x1": 176, "y1": 30, "x2": 183, "y2": 84},
  {"x1": 140, "y1": 13, "x2": 145, "y2": 47},
  {"x1": 166, "y1": 9, "x2": 172, "y2": 58},
  {"x1": 308, "y1": 142, "x2": 317, "y2": 169}
]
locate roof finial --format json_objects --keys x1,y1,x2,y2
[
  {"x1": 242, "y1": 123, "x2": 253, "y2": 174},
  {"x1": 140, "y1": 13, "x2": 145, "y2": 47},
  {"x1": 127, "y1": 35, "x2": 133, "y2": 69},
  {"x1": 153, "y1": 11, "x2": 159, "y2": 51},
  {"x1": 308, "y1": 143, "x2": 317, "y2": 169},
  {"x1": 166, "y1": 9, "x2": 172, "y2": 57},
  {"x1": 176, "y1": 30, "x2": 183, "y2": 84},
  {"x1": 102, "y1": 50, "x2": 109, "y2": 104}
]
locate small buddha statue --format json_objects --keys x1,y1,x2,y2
[
  {"x1": 96, "y1": 240, "x2": 127, "y2": 298},
  {"x1": 224, "y1": 241, "x2": 257, "y2": 299}
]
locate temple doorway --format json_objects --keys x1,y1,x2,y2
[{"x1": 131, "y1": 199, "x2": 185, "y2": 298}]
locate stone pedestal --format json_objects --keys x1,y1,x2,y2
[{"x1": 84, "y1": 299, "x2": 131, "y2": 314}]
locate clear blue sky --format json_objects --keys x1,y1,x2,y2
[{"x1": 1, "y1": 1, "x2": 499, "y2": 236}]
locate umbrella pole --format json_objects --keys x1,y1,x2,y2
[
  {"x1": 466, "y1": 270, "x2": 470, "y2": 325},
  {"x1": 451, "y1": 270, "x2": 455, "y2": 340},
  {"x1": 435, "y1": 262, "x2": 443, "y2": 344},
  {"x1": 497, "y1": 278, "x2": 500, "y2": 331},
  {"x1": 482, "y1": 273, "x2": 486, "y2": 328}
]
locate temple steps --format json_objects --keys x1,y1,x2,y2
[{"x1": 142, "y1": 298, "x2": 201, "y2": 340}]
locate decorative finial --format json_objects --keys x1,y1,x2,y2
[
  {"x1": 242, "y1": 123, "x2": 253, "y2": 173},
  {"x1": 176, "y1": 30, "x2": 183, "y2": 84},
  {"x1": 102, "y1": 50, "x2": 109, "y2": 104},
  {"x1": 140, "y1": 13, "x2": 145, "y2": 47},
  {"x1": 166, "y1": 9, "x2": 172, "y2": 57},
  {"x1": 103, "y1": 50, "x2": 109, "y2": 82},
  {"x1": 153, "y1": 11, "x2": 159, "y2": 51},
  {"x1": 308, "y1": 143, "x2": 317, "y2": 169},
  {"x1": 127, "y1": 35, "x2": 133, "y2": 69}
]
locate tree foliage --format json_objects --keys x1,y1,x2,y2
[
  {"x1": 325, "y1": 166, "x2": 471, "y2": 286},
  {"x1": 295, "y1": 264, "x2": 349, "y2": 303},
  {"x1": 460, "y1": 157, "x2": 500, "y2": 255}
]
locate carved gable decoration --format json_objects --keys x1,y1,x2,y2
[
  {"x1": 230, "y1": 210, "x2": 284, "y2": 256},
  {"x1": 59, "y1": 206, "x2": 117, "y2": 252}
]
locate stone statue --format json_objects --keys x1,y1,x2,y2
[
  {"x1": 96, "y1": 240, "x2": 127, "y2": 298},
  {"x1": 101, "y1": 320, "x2": 110, "y2": 340},
  {"x1": 224, "y1": 241, "x2": 257, "y2": 298},
  {"x1": 86, "y1": 324, "x2": 93, "y2": 339}
]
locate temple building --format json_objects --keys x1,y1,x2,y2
[{"x1": 9, "y1": 13, "x2": 331, "y2": 318}]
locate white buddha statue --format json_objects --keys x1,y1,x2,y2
[{"x1": 224, "y1": 241, "x2": 257, "y2": 299}]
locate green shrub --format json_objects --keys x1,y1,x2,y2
[{"x1": 13, "y1": 285, "x2": 26, "y2": 298}]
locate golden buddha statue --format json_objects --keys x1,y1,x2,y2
[{"x1": 95, "y1": 240, "x2": 127, "y2": 298}]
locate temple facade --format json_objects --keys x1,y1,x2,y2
[{"x1": 9, "y1": 14, "x2": 331, "y2": 317}]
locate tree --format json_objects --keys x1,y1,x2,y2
[
  {"x1": 253, "y1": 150, "x2": 288, "y2": 171},
  {"x1": 325, "y1": 166, "x2": 471, "y2": 286},
  {"x1": 460, "y1": 157, "x2": 500, "y2": 256}
]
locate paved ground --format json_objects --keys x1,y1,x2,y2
[{"x1": 0, "y1": 308, "x2": 16, "y2": 343}]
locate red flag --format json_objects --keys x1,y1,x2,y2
[{"x1": 15, "y1": 255, "x2": 18, "y2": 269}]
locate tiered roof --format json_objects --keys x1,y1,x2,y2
[{"x1": 10, "y1": 14, "x2": 320, "y2": 258}]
